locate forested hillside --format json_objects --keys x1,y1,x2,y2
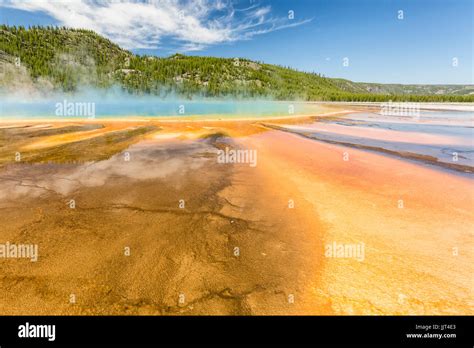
[{"x1": 1, "y1": 25, "x2": 472, "y2": 102}]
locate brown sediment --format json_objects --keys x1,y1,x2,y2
[
  {"x1": 0, "y1": 123, "x2": 328, "y2": 315},
  {"x1": 0, "y1": 123, "x2": 159, "y2": 167},
  {"x1": 0, "y1": 113, "x2": 472, "y2": 315}
]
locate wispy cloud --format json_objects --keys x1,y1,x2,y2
[{"x1": 0, "y1": 0, "x2": 312, "y2": 51}]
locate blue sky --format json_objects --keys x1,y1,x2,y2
[{"x1": 1, "y1": 0, "x2": 472, "y2": 84}]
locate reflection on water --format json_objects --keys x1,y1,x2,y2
[
  {"x1": 0, "y1": 140, "x2": 210, "y2": 201},
  {"x1": 281, "y1": 110, "x2": 474, "y2": 171}
]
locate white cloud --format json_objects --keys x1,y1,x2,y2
[{"x1": 1, "y1": 0, "x2": 312, "y2": 51}]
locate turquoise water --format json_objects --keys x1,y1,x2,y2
[{"x1": 0, "y1": 96, "x2": 315, "y2": 119}]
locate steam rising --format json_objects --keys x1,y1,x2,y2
[{"x1": 0, "y1": 86, "x2": 313, "y2": 119}]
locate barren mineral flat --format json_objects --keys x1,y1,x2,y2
[{"x1": 0, "y1": 107, "x2": 472, "y2": 315}]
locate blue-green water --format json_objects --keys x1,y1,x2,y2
[{"x1": 0, "y1": 96, "x2": 316, "y2": 119}]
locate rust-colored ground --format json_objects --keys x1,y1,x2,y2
[{"x1": 0, "y1": 110, "x2": 472, "y2": 315}]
